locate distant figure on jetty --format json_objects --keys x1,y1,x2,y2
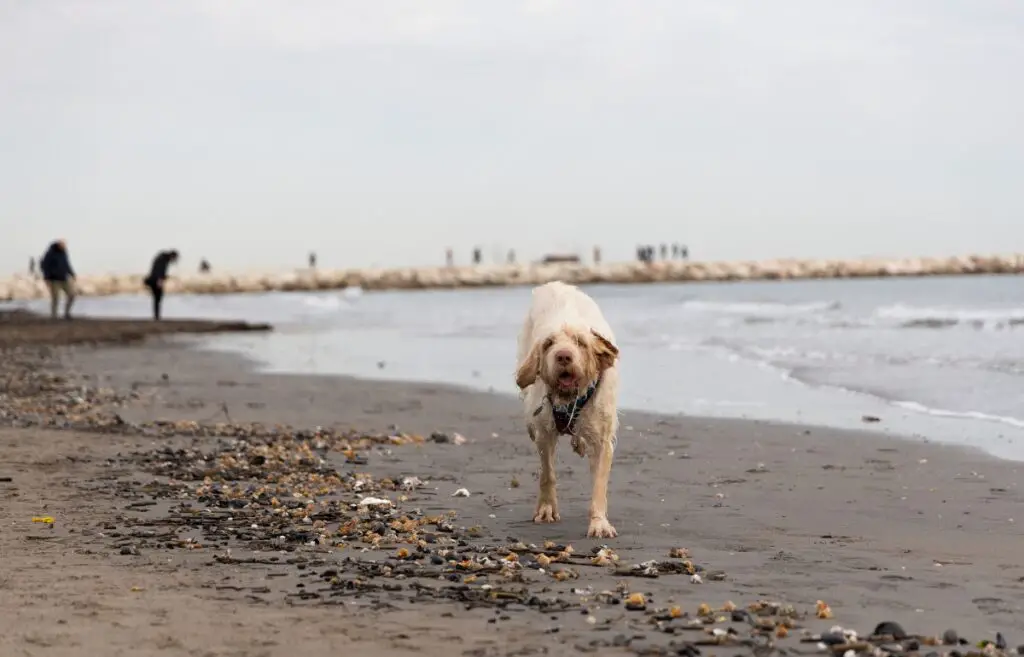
[
  {"x1": 308, "y1": 252, "x2": 317, "y2": 269},
  {"x1": 671, "y1": 243, "x2": 679, "y2": 258},
  {"x1": 28, "y1": 257, "x2": 36, "y2": 277},
  {"x1": 199, "y1": 258, "x2": 211, "y2": 273},
  {"x1": 593, "y1": 246, "x2": 602, "y2": 265},
  {"x1": 472, "y1": 248, "x2": 482, "y2": 265},
  {"x1": 445, "y1": 248, "x2": 454, "y2": 267},
  {"x1": 144, "y1": 249, "x2": 179, "y2": 321},
  {"x1": 507, "y1": 249, "x2": 516, "y2": 265},
  {"x1": 660, "y1": 244, "x2": 668, "y2": 260},
  {"x1": 636, "y1": 245, "x2": 654, "y2": 264},
  {"x1": 680, "y1": 244, "x2": 689, "y2": 260},
  {"x1": 40, "y1": 239, "x2": 76, "y2": 319}
]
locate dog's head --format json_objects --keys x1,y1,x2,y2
[{"x1": 515, "y1": 326, "x2": 619, "y2": 400}]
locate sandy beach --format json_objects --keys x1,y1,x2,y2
[{"x1": 2, "y1": 320, "x2": 1024, "y2": 657}]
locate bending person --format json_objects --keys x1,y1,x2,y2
[
  {"x1": 143, "y1": 249, "x2": 179, "y2": 320},
  {"x1": 40, "y1": 239, "x2": 76, "y2": 319}
]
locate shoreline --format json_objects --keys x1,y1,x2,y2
[
  {"x1": 3, "y1": 326, "x2": 1024, "y2": 654},
  {"x1": 0, "y1": 308, "x2": 271, "y2": 348},
  {"x1": 192, "y1": 330, "x2": 1024, "y2": 464},
  {"x1": 3, "y1": 252, "x2": 1024, "y2": 300}
]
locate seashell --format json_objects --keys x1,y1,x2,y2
[{"x1": 624, "y1": 593, "x2": 646, "y2": 611}]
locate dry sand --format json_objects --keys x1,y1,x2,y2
[{"x1": 2, "y1": 327, "x2": 1024, "y2": 656}]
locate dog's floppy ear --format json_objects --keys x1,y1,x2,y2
[
  {"x1": 515, "y1": 341, "x2": 544, "y2": 390},
  {"x1": 590, "y1": 329, "x2": 619, "y2": 371}
]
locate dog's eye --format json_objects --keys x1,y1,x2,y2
[
  {"x1": 542, "y1": 337, "x2": 555, "y2": 350},
  {"x1": 573, "y1": 334, "x2": 586, "y2": 347}
]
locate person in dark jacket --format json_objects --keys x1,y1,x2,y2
[
  {"x1": 143, "y1": 249, "x2": 179, "y2": 321},
  {"x1": 39, "y1": 239, "x2": 76, "y2": 319}
]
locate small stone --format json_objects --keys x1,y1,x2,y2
[
  {"x1": 820, "y1": 632, "x2": 846, "y2": 646},
  {"x1": 625, "y1": 593, "x2": 646, "y2": 611},
  {"x1": 873, "y1": 621, "x2": 908, "y2": 640},
  {"x1": 943, "y1": 629, "x2": 959, "y2": 645}
]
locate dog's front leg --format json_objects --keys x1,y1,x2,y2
[
  {"x1": 533, "y1": 431, "x2": 560, "y2": 523},
  {"x1": 586, "y1": 439, "x2": 617, "y2": 538}
]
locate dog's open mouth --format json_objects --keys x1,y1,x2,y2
[{"x1": 556, "y1": 372, "x2": 578, "y2": 391}]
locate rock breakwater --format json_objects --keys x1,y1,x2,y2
[{"x1": 3, "y1": 253, "x2": 1023, "y2": 301}]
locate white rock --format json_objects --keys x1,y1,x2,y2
[{"x1": 358, "y1": 496, "x2": 392, "y2": 507}]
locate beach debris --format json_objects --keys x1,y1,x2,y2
[
  {"x1": 624, "y1": 592, "x2": 646, "y2": 611},
  {"x1": 591, "y1": 546, "x2": 619, "y2": 566},
  {"x1": 400, "y1": 476, "x2": 423, "y2": 490},
  {"x1": 452, "y1": 433, "x2": 467, "y2": 445},
  {"x1": 451, "y1": 488, "x2": 470, "y2": 497},
  {"x1": 358, "y1": 496, "x2": 393, "y2": 507},
  {"x1": 862, "y1": 415, "x2": 881, "y2": 423},
  {"x1": 4, "y1": 342, "x2": 1023, "y2": 657},
  {"x1": 31, "y1": 516, "x2": 55, "y2": 524}
]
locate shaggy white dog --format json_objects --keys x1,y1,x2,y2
[{"x1": 514, "y1": 281, "x2": 620, "y2": 538}]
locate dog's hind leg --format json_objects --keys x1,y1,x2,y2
[
  {"x1": 533, "y1": 431, "x2": 560, "y2": 523},
  {"x1": 586, "y1": 438, "x2": 617, "y2": 538}
]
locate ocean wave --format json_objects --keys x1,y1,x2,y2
[
  {"x1": 681, "y1": 299, "x2": 841, "y2": 316},
  {"x1": 893, "y1": 401, "x2": 1024, "y2": 430},
  {"x1": 875, "y1": 304, "x2": 1024, "y2": 330}
]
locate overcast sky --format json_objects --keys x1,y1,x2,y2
[{"x1": 2, "y1": 0, "x2": 1022, "y2": 275}]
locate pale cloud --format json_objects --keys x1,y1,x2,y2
[{"x1": 1, "y1": 1, "x2": 1022, "y2": 274}]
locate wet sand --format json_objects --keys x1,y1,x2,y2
[
  {"x1": 2, "y1": 325, "x2": 1024, "y2": 656},
  {"x1": 0, "y1": 309, "x2": 271, "y2": 348}
]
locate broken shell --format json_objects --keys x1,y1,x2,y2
[{"x1": 625, "y1": 593, "x2": 646, "y2": 611}]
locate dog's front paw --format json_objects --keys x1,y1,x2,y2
[
  {"x1": 587, "y1": 517, "x2": 617, "y2": 538},
  {"x1": 570, "y1": 435, "x2": 586, "y2": 457},
  {"x1": 533, "y1": 502, "x2": 560, "y2": 523}
]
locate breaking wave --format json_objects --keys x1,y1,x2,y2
[
  {"x1": 875, "y1": 304, "x2": 1024, "y2": 330},
  {"x1": 681, "y1": 300, "x2": 841, "y2": 316}
]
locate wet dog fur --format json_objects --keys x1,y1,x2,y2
[{"x1": 514, "y1": 281, "x2": 620, "y2": 538}]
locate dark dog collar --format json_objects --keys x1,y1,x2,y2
[{"x1": 540, "y1": 377, "x2": 601, "y2": 435}]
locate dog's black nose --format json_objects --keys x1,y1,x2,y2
[{"x1": 555, "y1": 349, "x2": 573, "y2": 365}]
